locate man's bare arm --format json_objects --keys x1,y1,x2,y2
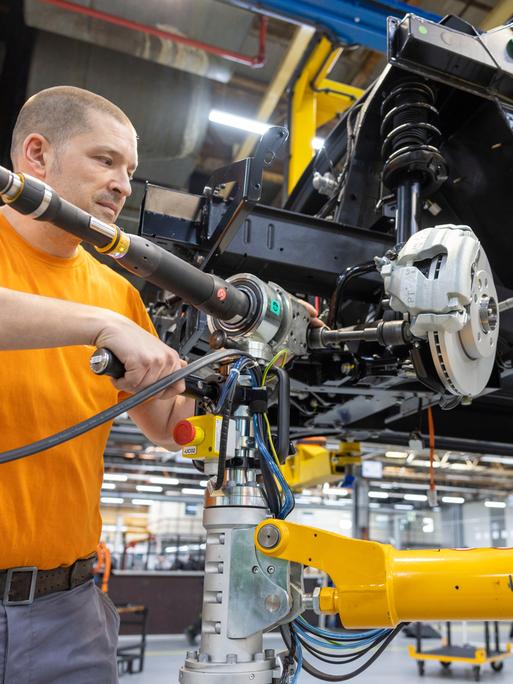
[{"x1": 0, "y1": 286, "x2": 190, "y2": 403}]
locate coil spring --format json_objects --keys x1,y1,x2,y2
[{"x1": 380, "y1": 81, "x2": 447, "y2": 193}]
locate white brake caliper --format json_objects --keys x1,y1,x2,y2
[{"x1": 376, "y1": 225, "x2": 499, "y2": 397}]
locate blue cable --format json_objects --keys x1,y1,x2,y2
[
  {"x1": 253, "y1": 415, "x2": 294, "y2": 518},
  {"x1": 215, "y1": 358, "x2": 295, "y2": 519},
  {"x1": 291, "y1": 626, "x2": 303, "y2": 683},
  {"x1": 295, "y1": 616, "x2": 390, "y2": 642},
  {"x1": 293, "y1": 622, "x2": 385, "y2": 651},
  {"x1": 215, "y1": 357, "x2": 254, "y2": 412}
]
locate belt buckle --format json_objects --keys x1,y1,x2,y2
[{"x1": 3, "y1": 566, "x2": 38, "y2": 606}]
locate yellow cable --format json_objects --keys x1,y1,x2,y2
[
  {"x1": 260, "y1": 348, "x2": 289, "y2": 485},
  {"x1": 262, "y1": 349, "x2": 288, "y2": 386},
  {"x1": 264, "y1": 413, "x2": 281, "y2": 467}
]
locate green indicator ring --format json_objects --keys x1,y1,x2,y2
[
  {"x1": 270, "y1": 299, "x2": 281, "y2": 315},
  {"x1": 418, "y1": 25, "x2": 428, "y2": 36}
]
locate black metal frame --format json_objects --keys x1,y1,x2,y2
[{"x1": 137, "y1": 14, "x2": 513, "y2": 447}]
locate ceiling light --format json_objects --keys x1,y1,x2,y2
[
  {"x1": 404, "y1": 494, "x2": 428, "y2": 502},
  {"x1": 200, "y1": 480, "x2": 209, "y2": 487},
  {"x1": 410, "y1": 459, "x2": 441, "y2": 468},
  {"x1": 101, "y1": 483, "x2": 116, "y2": 490},
  {"x1": 484, "y1": 500, "x2": 506, "y2": 508},
  {"x1": 136, "y1": 485, "x2": 163, "y2": 493},
  {"x1": 449, "y1": 462, "x2": 470, "y2": 470},
  {"x1": 209, "y1": 108, "x2": 322, "y2": 152},
  {"x1": 325, "y1": 487, "x2": 349, "y2": 496},
  {"x1": 442, "y1": 496, "x2": 465, "y2": 504},
  {"x1": 369, "y1": 491, "x2": 389, "y2": 499},
  {"x1": 149, "y1": 476, "x2": 179, "y2": 486},
  {"x1": 181, "y1": 488, "x2": 204, "y2": 496},
  {"x1": 209, "y1": 109, "x2": 269, "y2": 135},
  {"x1": 394, "y1": 504, "x2": 414, "y2": 511},
  {"x1": 131, "y1": 499, "x2": 153, "y2": 506},
  {"x1": 103, "y1": 473, "x2": 128, "y2": 482},
  {"x1": 386, "y1": 451, "x2": 408, "y2": 459},
  {"x1": 101, "y1": 496, "x2": 124, "y2": 505},
  {"x1": 481, "y1": 456, "x2": 513, "y2": 465}
]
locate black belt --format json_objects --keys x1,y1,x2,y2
[{"x1": 0, "y1": 556, "x2": 95, "y2": 606}]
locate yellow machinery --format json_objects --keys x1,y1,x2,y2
[
  {"x1": 288, "y1": 37, "x2": 364, "y2": 192},
  {"x1": 255, "y1": 519, "x2": 513, "y2": 628},
  {"x1": 280, "y1": 439, "x2": 361, "y2": 490}
]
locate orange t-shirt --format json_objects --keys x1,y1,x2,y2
[{"x1": 0, "y1": 214, "x2": 157, "y2": 569}]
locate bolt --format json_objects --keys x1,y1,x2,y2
[
  {"x1": 254, "y1": 652, "x2": 265, "y2": 662},
  {"x1": 215, "y1": 622, "x2": 222, "y2": 634},
  {"x1": 249, "y1": 675, "x2": 255, "y2": 680},
  {"x1": 199, "y1": 653, "x2": 209, "y2": 663},
  {"x1": 257, "y1": 524, "x2": 281, "y2": 549},
  {"x1": 226, "y1": 654, "x2": 237, "y2": 664},
  {"x1": 252, "y1": 565, "x2": 259, "y2": 574},
  {"x1": 218, "y1": 562, "x2": 224, "y2": 574},
  {"x1": 267, "y1": 565, "x2": 275, "y2": 575},
  {"x1": 216, "y1": 592, "x2": 223, "y2": 603},
  {"x1": 265, "y1": 649, "x2": 275, "y2": 659},
  {"x1": 186, "y1": 651, "x2": 195, "y2": 660}
]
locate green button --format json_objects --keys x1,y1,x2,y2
[
  {"x1": 270, "y1": 299, "x2": 281, "y2": 315},
  {"x1": 418, "y1": 24, "x2": 428, "y2": 36}
]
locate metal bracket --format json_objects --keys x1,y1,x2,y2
[{"x1": 200, "y1": 126, "x2": 288, "y2": 271}]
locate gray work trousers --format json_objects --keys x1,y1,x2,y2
[{"x1": 0, "y1": 580, "x2": 119, "y2": 684}]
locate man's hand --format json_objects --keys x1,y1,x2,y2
[
  {"x1": 299, "y1": 300, "x2": 324, "y2": 328},
  {"x1": 94, "y1": 313, "x2": 186, "y2": 400}
]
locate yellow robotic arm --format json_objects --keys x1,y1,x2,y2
[{"x1": 255, "y1": 519, "x2": 513, "y2": 628}]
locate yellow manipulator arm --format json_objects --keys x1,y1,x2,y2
[{"x1": 254, "y1": 519, "x2": 513, "y2": 629}]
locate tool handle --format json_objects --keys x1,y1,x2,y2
[{"x1": 89, "y1": 348, "x2": 218, "y2": 400}]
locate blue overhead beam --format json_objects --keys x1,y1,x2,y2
[{"x1": 227, "y1": 1, "x2": 441, "y2": 52}]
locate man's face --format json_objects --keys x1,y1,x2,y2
[{"x1": 45, "y1": 110, "x2": 138, "y2": 223}]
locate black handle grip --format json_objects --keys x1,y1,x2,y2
[{"x1": 89, "y1": 348, "x2": 218, "y2": 401}]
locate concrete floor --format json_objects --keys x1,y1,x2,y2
[{"x1": 122, "y1": 624, "x2": 511, "y2": 683}]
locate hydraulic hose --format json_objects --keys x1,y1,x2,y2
[
  {"x1": 0, "y1": 349, "x2": 252, "y2": 465},
  {"x1": 0, "y1": 166, "x2": 250, "y2": 320}
]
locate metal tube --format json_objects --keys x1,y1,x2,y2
[
  {"x1": 37, "y1": 0, "x2": 268, "y2": 68},
  {"x1": 395, "y1": 180, "x2": 421, "y2": 245},
  {"x1": 0, "y1": 165, "x2": 250, "y2": 320}
]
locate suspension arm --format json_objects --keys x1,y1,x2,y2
[{"x1": 255, "y1": 520, "x2": 513, "y2": 628}]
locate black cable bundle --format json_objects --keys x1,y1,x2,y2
[{"x1": 281, "y1": 620, "x2": 406, "y2": 682}]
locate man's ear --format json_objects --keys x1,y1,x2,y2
[{"x1": 22, "y1": 134, "x2": 51, "y2": 179}]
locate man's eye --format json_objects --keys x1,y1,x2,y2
[{"x1": 97, "y1": 156, "x2": 113, "y2": 166}]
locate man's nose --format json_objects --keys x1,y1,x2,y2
[{"x1": 110, "y1": 169, "x2": 132, "y2": 199}]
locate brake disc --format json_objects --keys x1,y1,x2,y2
[{"x1": 377, "y1": 225, "x2": 499, "y2": 398}]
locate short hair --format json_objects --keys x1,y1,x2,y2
[{"x1": 11, "y1": 86, "x2": 135, "y2": 165}]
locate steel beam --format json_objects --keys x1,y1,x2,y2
[{"x1": 225, "y1": 1, "x2": 440, "y2": 52}]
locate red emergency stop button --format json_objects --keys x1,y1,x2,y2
[{"x1": 173, "y1": 420, "x2": 196, "y2": 445}]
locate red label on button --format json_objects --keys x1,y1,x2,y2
[{"x1": 216, "y1": 288, "x2": 227, "y2": 301}]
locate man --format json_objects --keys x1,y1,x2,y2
[{"x1": 0, "y1": 86, "x2": 196, "y2": 683}]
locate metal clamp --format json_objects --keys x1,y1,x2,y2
[{"x1": 3, "y1": 566, "x2": 38, "y2": 606}]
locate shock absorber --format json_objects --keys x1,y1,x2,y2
[{"x1": 380, "y1": 81, "x2": 448, "y2": 244}]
